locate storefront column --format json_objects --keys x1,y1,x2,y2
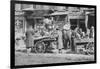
[
  {"x1": 23, "y1": 19, "x2": 25, "y2": 33},
  {"x1": 85, "y1": 14, "x2": 88, "y2": 33},
  {"x1": 24, "y1": 18, "x2": 27, "y2": 33}
]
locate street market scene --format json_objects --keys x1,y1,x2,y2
[{"x1": 14, "y1": 3, "x2": 95, "y2": 66}]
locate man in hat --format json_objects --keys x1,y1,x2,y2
[{"x1": 62, "y1": 22, "x2": 71, "y2": 50}]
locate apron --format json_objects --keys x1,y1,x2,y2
[{"x1": 57, "y1": 30, "x2": 63, "y2": 49}]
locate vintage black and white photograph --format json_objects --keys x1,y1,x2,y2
[{"x1": 11, "y1": 1, "x2": 96, "y2": 68}]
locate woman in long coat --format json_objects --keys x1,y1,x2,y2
[
  {"x1": 57, "y1": 29, "x2": 63, "y2": 50},
  {"x1": 26, "y1": 26, "x2": 34, "y2": 49}
]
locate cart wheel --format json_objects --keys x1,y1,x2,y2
[
  {"x1": 86, "y1": 42, "x2": 94, "y2": 54},
  {"x1": 34, "y1": 41, "x2": 45, "y2": 53}
]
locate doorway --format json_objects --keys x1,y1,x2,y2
[{"x1": 87, "y1": 15, "x2": 95, "y2": 29}]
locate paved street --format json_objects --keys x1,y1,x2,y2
[{"x1": 15, "y1": 51, "x2": 94, "y2": 66}]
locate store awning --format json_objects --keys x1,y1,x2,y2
[
  {"x1": 22, "y1": 7, "x2": 35, "y2": 11},
  {"x1": 86, "y1": 11, "x2": 95, "y2": 16},
  {"x1": 15, "y1": 11, "x2": 24, "y2": 16},
  {"x1": 50, "y1": 11, "x2": 68, "y2": 16},
  {"x1": 24, "y1": 9, "x2": 53, "y2": 19},
  {"x1": 68, "y1": 11, "x2": 85, "y2": 19}
]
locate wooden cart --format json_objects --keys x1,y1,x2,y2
[{"x1": 74, "y1": 38, "x2": 94, "y2": 54}]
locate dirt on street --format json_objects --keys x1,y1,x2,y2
[{"x1": 15, "y1": 51, "x2": 94, "y2": 66}]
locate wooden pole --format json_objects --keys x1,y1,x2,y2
[{"x1": 85, "y1": 14, "x2": 88, "y2": 33}]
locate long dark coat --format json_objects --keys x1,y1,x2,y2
[{"x1": 26, "y1": 29, "x2": 34, "y2": 48}]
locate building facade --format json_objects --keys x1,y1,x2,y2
[{"x1": 15, "y1": 4, "x2": 95, "y2": 34}]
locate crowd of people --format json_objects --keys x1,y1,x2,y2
[{"x1": 15, "y1": 16, "x2": 95, "y2": 53}]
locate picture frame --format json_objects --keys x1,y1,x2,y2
[{"x1": 10, "y1": 0, "x2": 96, "y2": 69}]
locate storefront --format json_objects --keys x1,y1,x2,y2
[
  {"x1": 68, "y1": 11, "x2": 86, "y2": 32},
  {"x1": 15, "y1": 11, "x2": 25, "y2": 34},
  {"x1": 85, "y1": 11, "x2": 95, "y2": 29}
]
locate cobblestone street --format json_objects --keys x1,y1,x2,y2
[{"x1": 15, "y1": 51, "x2": 94, "y2": 66}]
